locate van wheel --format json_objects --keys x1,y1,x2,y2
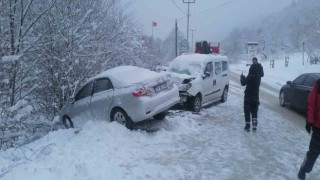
[
  {"x1": 61, "y1": 116, "x2": 74, "y2": 129},
  {"x1": 153, "y1": 111, "x2": 167, "y2": 120},
  {"x1": 220, "y1": 87, "x2": 228, "y2": 103},
  {"x1": 111, "y1": 109, "x2": 134, "y2": 129},
  {"x1": 190, "y1": 94, "x2": 201, "y2": 112}
]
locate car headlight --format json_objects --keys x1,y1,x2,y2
[
  {"x1": 179, "y1": 83, "x2": 192, "y2": 91},
  {"x1": 186, "y1": 83, "x2": 192, "y2": 90}
]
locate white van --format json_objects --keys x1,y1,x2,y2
[{"x1": 168, "y1": 53, "x2": 229, "y2": 112}]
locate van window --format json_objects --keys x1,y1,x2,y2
[
  {"x1": 222, "y1": 61, "x2": 228, "y2": 71},
  {"x1": 204, "y1": 62, "x2": 213, "y2": 77},
  {"x1": 215, "y1": 62, "x2": 222, "y2": 75}
]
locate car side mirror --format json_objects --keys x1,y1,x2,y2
[
  {"x1": 286, "y1": 81, "x2": 292, "y2": 85},
  {"x1": 203, "y1": 72, "x2": 210, "y2": 79},
  {"x1": 69, "y1": 97, "x2": 75, "y2": 104}
]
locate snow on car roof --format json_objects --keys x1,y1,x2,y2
[
  {"x1": 174, "y1": 54, "x2": 210, "y2": 63},
  {"x1": 168, "y1": 54, "x2": 229, "y2": 77},
  {"x1": 90, "y1": 66, "x2": 161, "y2": 88},
  {"x1": 173, "y1": 53, "x2": 228, "y2": 63}
]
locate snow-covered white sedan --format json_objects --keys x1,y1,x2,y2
[
  {"x1": 59, "y1": 66, "x2": 179, "y2": 129},
  {"x1": 168, "y1": 54, "x2": 229, "y2": 112}
]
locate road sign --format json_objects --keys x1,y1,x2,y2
[
  {"x1": 180, "y1": 39, "x2": 189, "y2": 55},
  {"x1": 247, "y1": 42, "x2": 258, "y2": 66}
]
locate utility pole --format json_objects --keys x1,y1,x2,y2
[
  {"x1": 175, "y1": 19, "x2": 178, "y2": 57},
  {"x1": 190, "y1": 29, "x2": 196, "y2": 53},
  {"x1": 183, "y1": 0, "x2": 195, "y2": 43},
  {"x1": 302, "y1": 41, "x2": 305, "y2": 66}
]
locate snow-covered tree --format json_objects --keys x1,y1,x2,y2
[{"x1": 0, "y1": 0, "x2": 163, "y2": 149}]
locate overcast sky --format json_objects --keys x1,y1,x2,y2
[{"x1": 124, "y1": 0, "x2": 294, "y2": 42}]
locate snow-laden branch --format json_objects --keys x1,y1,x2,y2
[
  {"x1": 1, "y1": 55, "x2": 22, "y2": 62},
  {"x1": 22, "y1": 0, "x2": 34, "y2": 22},
  {"x1": 21, "y1": 0, "x2": 56, "y2": 39}
]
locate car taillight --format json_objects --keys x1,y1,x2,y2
[{"x1": 132, "y1": 85, "x2": 152, "y2": 97}]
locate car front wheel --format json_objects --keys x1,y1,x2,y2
[
  {"x1": 220, "y1": 87, "x2": 228, "y2": 103},
  {"x1": 279, "y1": 91, "x2": 286, "y2": 107},
  {"x1": 61, "y1": 116, "x2": 74, "y2": 129},
  {"x1": 190, "y1": 94, "x2": 202, "y2": 112},
  {"x1": 111, "y1": 109, "x2": 134, "y2": 129}
]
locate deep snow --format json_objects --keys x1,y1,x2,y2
[{"x1": 0, "y1": 52, "x2": 320, "y2": 180}]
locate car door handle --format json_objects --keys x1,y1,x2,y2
[{"x1": 213, "y1": 80, "x2": 216, "y2": 85}]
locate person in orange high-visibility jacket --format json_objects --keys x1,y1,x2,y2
[{"x1": 298, "y1": 79, "x2": 320, "y2": 180}]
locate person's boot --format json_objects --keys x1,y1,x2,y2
[
  {"x1": 244, "y1": 123, "x2": 250, "y2": 132},
  {"x1": 252, "y1": 118, "x2": 258, "y2": 132},
  {"x1": 298, "y1": 166, "x2": 306, "y2": 180}
]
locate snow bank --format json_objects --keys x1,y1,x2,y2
[{"x1": 0, "y1": 113, "x2": 201, "y2": 180}]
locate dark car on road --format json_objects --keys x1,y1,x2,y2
[{"x1": 279, "y1": 73, "x2": 320, "y2": 113}]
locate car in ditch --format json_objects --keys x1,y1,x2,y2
[
  {"x1": 59, "y1": 66, "x2": 179, "y2": 129},
  {"x1": 279, "y1": 73, "x2": 320, "y2": 113},
  {"x1": 167, "y1": 53, "x2": 229, "y2": 112}
]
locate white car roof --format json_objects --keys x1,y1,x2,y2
[{"x1": 89, "y1": 66, "x2": 161, "y2": 88}]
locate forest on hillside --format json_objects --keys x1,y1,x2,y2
[{"x1": 221, "y1": 0, "x2": 320, "y2": 62}]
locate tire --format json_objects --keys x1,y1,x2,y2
[
  {"x1": 111, "y1": 108, "x2": 134, "y2": 129},
  {"x1": 61, "y1": 115, "x2": 74, "y2": 129},
  {"x1": 279, "y1": 91, "x2": 286, "y2": 107},
  {"x1": 220, "y1": 87, "x2": 228, "y2": 103},
  {"x1": 190, "y1": 94, "x2": 202, "y2": 112},
  {"x1": 153, "y1": 111, "x2": 167, "y2": 120}
]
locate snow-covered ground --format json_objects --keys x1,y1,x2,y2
[
  {"x1": 231, "y1": 53, "x2": 320, "y2": 91},
  {"x1": 0, "y1": 53, "x2": 319, "y2": 180}
]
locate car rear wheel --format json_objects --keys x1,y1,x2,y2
[
  {"x1": 61, "y1": 116, "x2": 74, "y2": 129},
  {"x1": 112, "y1": 109, "x2": 134, "y2": 129},
  {"x1": 153, "y1": 111, "x2": 167, "y2": 120},
  {"x1": 220, "y1": 87, "x2": 228, "y2": 103},
  {"x1": 279, "y1": 91, "x2": 286, "y2": 107},
  {"x1": 190, "y1": 94, "x2": 201, "y2": 112}
]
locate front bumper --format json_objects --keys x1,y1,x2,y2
[{"x1": 179, "y1": 91, "x2": 192, "y2": 103}]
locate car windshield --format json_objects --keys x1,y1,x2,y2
[{"x1": 169, "y1": 62, "x2": 203, "y2": 77}]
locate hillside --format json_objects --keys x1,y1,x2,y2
[{"x1": 222, "y1": 0, "x2": 320, "y2": 62}]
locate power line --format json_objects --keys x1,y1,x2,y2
[
  {"x1": 195, "y1": 0, "x2": 237, "y2": 16},
  {"x1": 176, "y1": 0, "x2": 237, "y2": 22},
  {"x1": 170, "y1": 0, "x2": 187, "y2": 15}
]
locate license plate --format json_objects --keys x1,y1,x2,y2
[{"x1": 154, "y1": 82, "x2": 167, "y2": 92}]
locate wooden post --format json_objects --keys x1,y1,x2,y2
[
  {"x1": 285, "y1": 56, "x2": 289, "y2": 67},
  {"x1": 270, "y1": 59, "x2": 275, "y2": 68}
]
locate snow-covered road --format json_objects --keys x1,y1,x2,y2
[
  {"x1": 1, "y1": 88, "x2": 318, "y2": 179},
  {"x1": 229, "y1": 71, "x2": 305, "y2": 130}
]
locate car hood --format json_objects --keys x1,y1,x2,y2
[{"x1": 167, "y1": 72, "x2": 196, "y2": 86}]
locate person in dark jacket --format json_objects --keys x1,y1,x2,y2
[
  {"x1": 250, "y1": 57, "x2": 264, "y2": 78},
  {"x1": 201, "y1": 41, "x2": 212, "y2": 54},
  {"x1": 298, "y1": 79, "x2": 320, "y2": 180},
  {"x1": 240, "y1": 61, "x2": 262, "y2": 132},
  {"x1": 195, "y1": 42, "x2": 202, "y2": 53}
]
